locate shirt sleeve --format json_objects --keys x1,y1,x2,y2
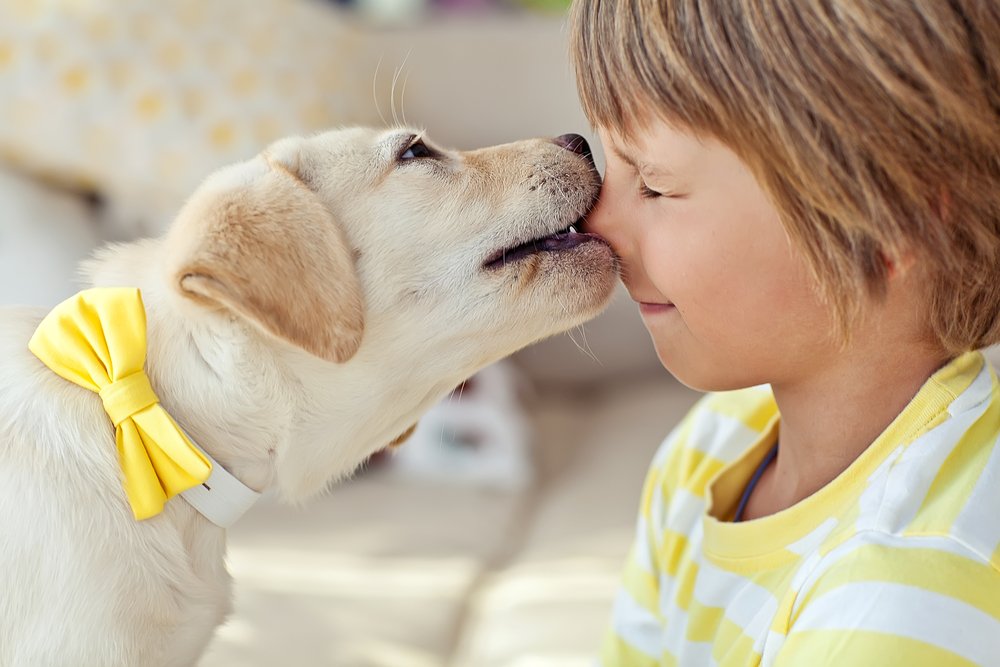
[
  {"x1": 598, "y1": 397, "x2": 707, "y2": 667},
  {"x1": 773, "y1": 534, "x2": 1000, "y2": 667},
  {"x1": 599, "y1": 457, "x2": 666, "y2": 666}
]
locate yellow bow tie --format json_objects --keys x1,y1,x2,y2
[{"x1": 29, "y1": 287, "x2": 212, "y2": 520}]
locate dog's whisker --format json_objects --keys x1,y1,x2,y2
[
  {"x1": 401, "y1": 66, "x2": 413, "y2": 129},
  {"x1": 397, "y1": 48, "x2": 414, "y2": 128},
  {"x1": 435, "y1": 376, "x2": 469, "y2": 453},
  {"x1": 565, "y1": 328, "x2": 590, "y2": 360},
  {"x1": 372, "y1": 54, "x2": 389, "y2": 128},
  {"x1": 576, "y1": 323, "x2": 602, "y2": 365},
  {"x1": 437, "y1": 390, "x2": 456, "y2": 455},
  {"x1": 391, "y1": 73, "x2": 399, "y2": 127},
  {"x1": 390, "y1": 73, "x2": 397, "y2": 127},
  {"x1": 554, "y1": 289, "x2": 575, "y2": 326},
  {"x1": 390, "y1": 50, "x2": 412, "y2": 129},
  {"x1": 551, "y1": 289, "x2": 600, "y2": 365},
  {"x1": 566, "y1": 321, "x2": 600, "y2": 365},
  {"x1": 536, "y1": 164, "x2": 579, "y2": 215}
]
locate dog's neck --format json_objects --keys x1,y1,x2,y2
[{"x1": 85, "y1": 238, "x2": 462, "y2": 513}]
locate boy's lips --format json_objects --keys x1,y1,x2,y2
[
  {"x1": 639, "y1": 301, "x2": 675, "y2": 315},
  {"x1": 625, "y1": 284, "x2": 675, "y2": 314}
]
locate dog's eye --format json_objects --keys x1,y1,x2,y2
[{"x1": 400, "y1": 141, "x2": 433, "y2": 161}]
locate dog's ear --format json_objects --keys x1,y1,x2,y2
[
  {"x1": 167, "y1": 145, "x2": 364, "y2": 363},
  {"x1": 387, "y1": 423, "x2": 418, "y2": 449}
]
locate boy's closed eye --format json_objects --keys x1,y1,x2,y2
[
  {"x1": 607, "y1": 140, "x2": 689, "y2": 200},
  {"x1": 639, "y1": 182, "x2": 663, "y2": 199},
  {"x1": 632, "y1": 160, "x2": 688, "y2": 200},
  {"x1": 638, "y1": 177, "x2": 686, "y2": 200}
]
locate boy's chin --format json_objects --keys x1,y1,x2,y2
[{"x1": 652, "y1": 340, "x2": 764, "y2": 394}]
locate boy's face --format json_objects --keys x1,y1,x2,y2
[{"x1": 586, "y1": 121, "x2": 838, "y2": 391}]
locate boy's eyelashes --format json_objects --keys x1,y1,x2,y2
[
  {"x1": 638, "y1": 180, "x2": 685, "y2": 200},
  {"x1": 639, "y1": 182, "x2": 664, "y2": 199}
]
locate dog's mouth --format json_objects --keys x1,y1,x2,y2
[{"x1": 482, "y1": 220, "x2": 608, "y2": 270}]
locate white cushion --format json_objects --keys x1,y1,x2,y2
[
  {"x1": 0, "y1": 166, "x2": 101, "y2": 307},
  {"x1": 0, "y1": 0, "x2": 375, "y2": 235}
]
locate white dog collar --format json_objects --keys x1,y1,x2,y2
[{"x1": 179, "y1": 440, "x2": 261, "y2": 528}]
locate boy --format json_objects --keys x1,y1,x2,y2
[{"x1": 570, "y1": 0, "x2": 1000, "y2": 665}]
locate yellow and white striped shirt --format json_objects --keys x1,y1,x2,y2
[{"x1": 603, "y1": 351, "x2": 1000, "y2": 666}]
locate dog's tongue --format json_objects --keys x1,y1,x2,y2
[
  {"x1": 539, "y1": 231, "x2": 591, "y2": 251},
  {"x1": 485, "y1": 229, "x2": 603, "y2": 269}
]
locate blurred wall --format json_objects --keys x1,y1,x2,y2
[{"x1": 0, "y1": 5, "x2": 664, "y2": 389}]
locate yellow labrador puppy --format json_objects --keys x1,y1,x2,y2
[{"x1": 0, "y1": 128, "x2": 615, "y2": 666}]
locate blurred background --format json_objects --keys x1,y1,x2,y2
[{"x1": 0, "y1": 1, "x2": 699, "y2": 665}]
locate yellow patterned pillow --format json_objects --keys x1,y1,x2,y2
[{"x1": 0, "y1": 0, "x2": 376, "y2": 234}]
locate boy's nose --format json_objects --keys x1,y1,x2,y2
[
  {"x1": 553, "y1": 133, "x2": 596, "y2": 168},
  {"x1": 582, "y1": 190, "x2": 610, "y2": 236},
  {"x1": 580, "y1": 179, "x2": 631, "y2": 262}
]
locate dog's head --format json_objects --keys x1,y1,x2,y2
[
  {"x1": 160, "y1": 127, "x2": 618, "y2": 498},
  {"x1": 165, "y1": 127, "x2": 617, "y2": 372}
]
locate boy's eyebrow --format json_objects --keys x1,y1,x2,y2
[
  {"x1": 609, "y1": 143, "x2": 639, "y2": 169},
  {"x1": 609, "y1": 143, "x2": 672, "y2": 177}
]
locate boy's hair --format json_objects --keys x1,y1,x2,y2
[{"x1": 571, "y1": 0, "x2": 1000, "y2": 354}]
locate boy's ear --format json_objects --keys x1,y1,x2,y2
[
  {"x1": 880, "y1": 246, "x2": 918, "y2": 280},
  {"x1": 888, "y1": 184, "x2": 951, "y2": 280},
  {"x1": 167, "y1": 146, "x2": 364, "y2": 363}
]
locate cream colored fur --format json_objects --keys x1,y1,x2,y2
[{"x1": 0, "y1": 127, "x2": 615, "y2": 666}]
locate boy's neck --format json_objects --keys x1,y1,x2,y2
[
  {"x1": 740, "y1": 256, "x2": 953, "y2": 521},
  {"x1": 744, "y1": 339, "x2": 950, "y2": 521}
]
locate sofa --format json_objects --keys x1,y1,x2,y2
[{"x1": 197, "y1": 368, "x2": 699, "y2": 666}]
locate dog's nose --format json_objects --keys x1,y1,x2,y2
[{"x1": 554, "y1": 133, "x2": 595, "y2": 168}]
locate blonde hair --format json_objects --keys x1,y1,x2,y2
[{"x1": 571, "y1": 0, "x2": 1000, "y2": 353}]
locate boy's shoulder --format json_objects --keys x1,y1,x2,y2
[{"x1": 650, "y1": 385, "x2": 778, "y2": 477}]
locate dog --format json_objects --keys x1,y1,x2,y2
[{"x1": 0, "y1": 127, "x2": 616, "y2": 666}]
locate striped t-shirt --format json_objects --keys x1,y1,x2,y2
[{"x1": 602, "y1": 351, "x2": 1000, "y2": 666}]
